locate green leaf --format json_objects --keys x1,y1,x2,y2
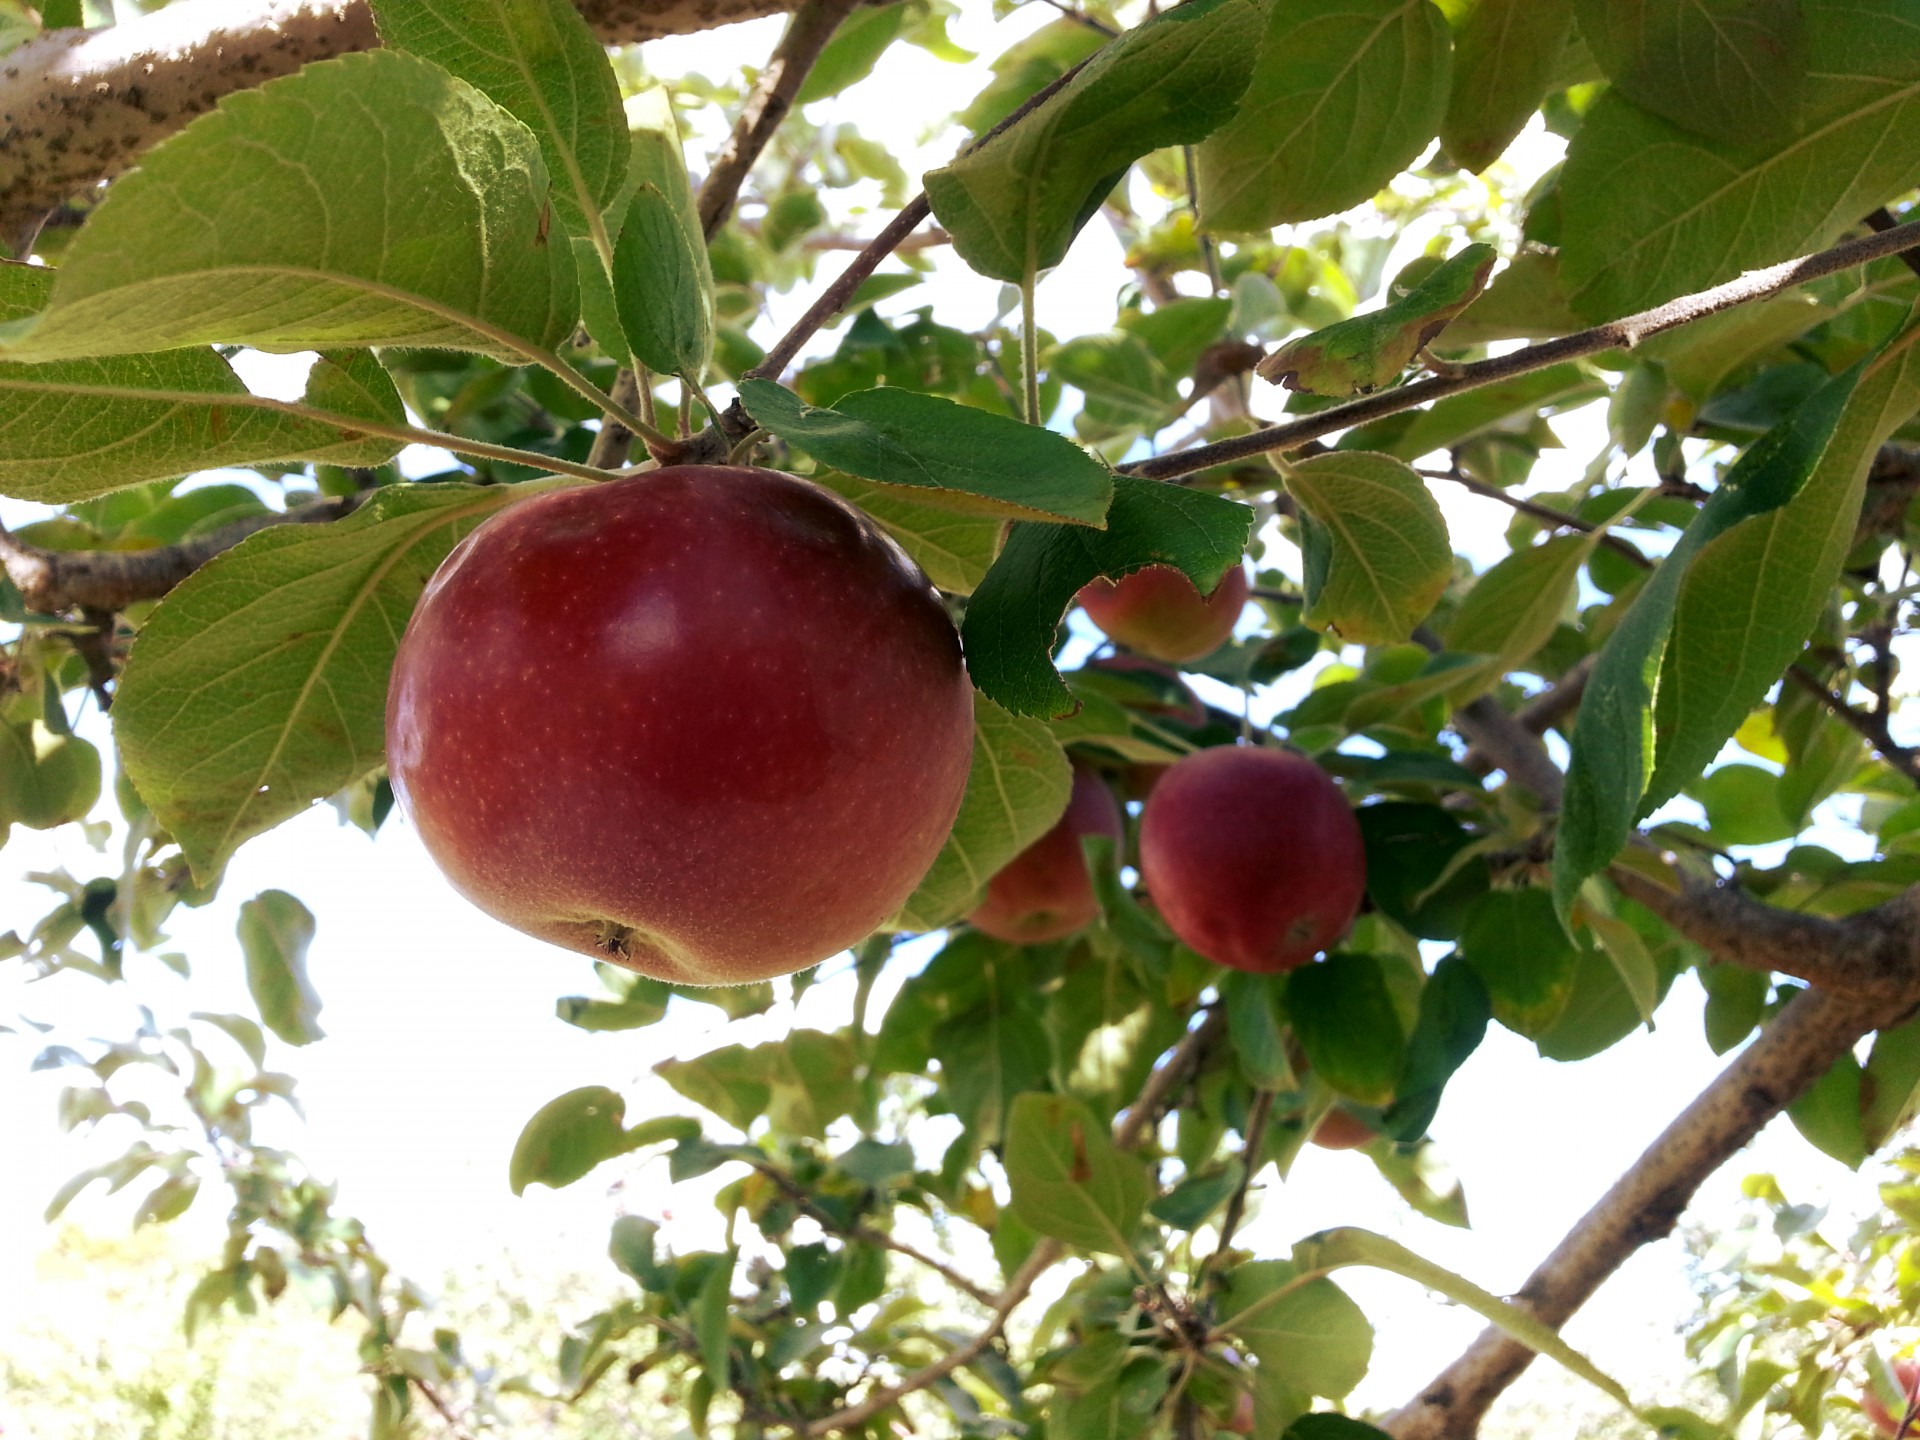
[
  {"x1": 1647, "y1": 320, "x2": 1920, "y2": 808},
  {"x1": 764, "y1": 1030, "x2": 863, "y2": 1140},
  {"x1": 1863, "y1": 1009, "x2": 1920, "y2": 1151},
  {"x1": 1572, "y1": 0, "x2": 1807, "y2": 144},
  {"x1": 134, "y1": 1174, "x2": 200, "y2": 1228},
  {"x1": 509, "y1": 1085, "x2": 642, "y2": 1194},
  {"x1": 656, "y1": 1045, "x2": 773, "y2": 1132},
  {"x1": 739, "y1": 380, "x2": 1113, "y2": 524},
  {"x1": 115, "y1": 481, "x2": 525, "y2": 881},
  {"x1": 812, "y1": 472, "x2": 1002, "y2": 594},
  {"x1": 1221, "y1": 970, "x2": 1293, "y2": 1089},
  {"x1": 1559, "y1": 9, "x2": 1920, "y2": 320},
  {"x1": 1287, "y1": 954, "x2": 1407, "y2": 1106},
  {"x1": 613, "y1": 89, "x2": 715, "y2": 380},
  {"x1": 1382, "y1": 955, "x2": 1490, "y2": 1140},
  {"x1": 1284, "y1": 1418, "x2": 1393, "y2": 1440},
  {"x1": 1196, "y1": 0, "x2": 1453, "y2": 230},
  {"x1": 963, "y1": 476, "x2": 1252, "y2": 716},
  {"x1": 609, "y1": 1215, "x2": 669, "y2": 1289},
  {"x1": 1347, "y1": 362, "x2": 1602, "y2": 459},
  {"x1": 957, "y1": 18, "x2": 1109, "y2": 135},
  {"x1": 1286, "y1": 452, "x2": 1451, "y2": 646},
  {"x1": 695, "y1": 1251, "x2": 734, "y2": 1391},
  {"x1": 796, "y1": 2, "x2": 908, "y2": 102},
  {"x1": 370, "y1": 0, "x2": 627, "y2": 239},
  {"x1": 1285, "y1": 1228, "x2": 1642, "y2": 1418},
  {"x1": 935, "y1": 953, "x2": 1054, "y2": 1146},
  {"x1": 1368, "y1": 1139, "x2": 1469, "y2": 1227},
  {"x1": 895, "y1": 691, "x2": 1072, "y2": 930},
  {"x1": 1219, "y1": 1260, "x2": 1373, "y2": 1399},
  {"x1": 1582, "y1": 907, "x2": 1660, "y2": 1025},
  {"x1": 1440, "y1": 0, "x2": 1577, "y2": 171},
  {"x1": 236, "y1": 890, "x2": 323, "y2": 1046},
  {"x1": 0, "y1": 52, "x2": 578, "y2": 362},
  {"x1": 1004, "y1": 1091, "x2": 1149, "y2": 1255},
  {"x1": 1553, "y1": 360, "x2": 1867, "y2": 920},
  {"x1": 0, "y1": 266, "x2": 404, "y2": 499},
  {"x1": 1443, "y1": 533, "x2": 1590, "y2": 671},
  {"x1": 927, "y1": 0, "x2": 1265, "y2": 282},
  {"x1": 1456, "y1": 889, "x2": 1577, "y2": 1037},
  {"x1": 1052, "y1": 332, "x2": 1182, "y2": 432},
  {"x1": 1788, "y1": 1046, "x2": 1868, "y2": 1167},
  {"x1": 1356, "y1": 802, "x2": 1489, "y2": 941},
  {"x1": 1258, "y1": 245, "x2": 1497, "y2": 397}
]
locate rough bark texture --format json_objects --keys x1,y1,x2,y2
[
  {"x1": 1385, "y1": 985, "x2": 1904, "y2": 1440},
  {"x1": 0, "y1": 0, "x2": 817, "y2": 249}
]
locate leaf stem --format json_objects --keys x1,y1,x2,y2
[
  {"x1": 526, "y1": 347, "x2": 673, "y2": 450},
  {"x1": 1021, "y1": 270, "x2": 1041, "y2": 426},
  {"x1": 1126, "y1": 216, "x2": 1920, "y2": 482}
]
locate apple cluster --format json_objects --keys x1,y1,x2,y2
[{"x1": 386, "y1": 467, "x2": 1368, "y2": 990}]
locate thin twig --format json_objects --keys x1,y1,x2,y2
[
  {"x1": 586, "y1": 367, "x2": 644, "y2": 470},
  {"x1": 1197, "y1": 1088, "x2": 1273, "y2": 1294},
  {"x1": 1786, "y1": 663, "x2": 1920, "y2": 785},
  {"x1": 804, "y1": 1008, "x2": 1226, "y2": 1436},
  {"x1": 1127, "y1": 218, "x2": 1920, "y2": 482},
  {"x1": 1864, "y1": 206, "x2": 1920, "y2": 280},
  {"x1": 696, "y1": 0, "x2": 863, "y2": 240},
  {"x1": 744, "y1": 56, "x2": 1102, "y2": 385},
  {"x1": 1419, "y1": 467, "x2": 1653, "y2": 567}
]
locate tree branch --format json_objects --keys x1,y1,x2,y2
[
  {"x1": 802, "y1": 1007, "x2": 1226, "y2": 1436},
  {"x1": 1785, "y1": 663, "x2": 1920, "y2": 787},
  {"x1": 741, "y1": 56, "x2": 1100, "y2": 387},
  {"x1": 0, "y1": 496, "x2": 360, "y2": 613},
  {"x1": 1126, "y1": 218, "x2": 1920, "y2": 482},
  {"x1": 695, "y1": 0, "x2": 860, "y2": 241},
  {"x1": 1386, "y1": 980, "x2": 1911, "y2": 1440},
  {"x1": 0, "y1": 0, "x2": 842, "y2": 253}
]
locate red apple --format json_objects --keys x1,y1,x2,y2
[
  {"x1": 1864, "y1": 1358, "x2": 1920, "y2": 1436},
  {"x1": 1311, "y1": 1109, "x2": 1378, "y2": 1150},
  {"x1": 386, "y1": 465, "x2": 975, "y2": 985},
  {"x1": 1076, "y1": 563, "x2": 1250, "y2": 663},
  {"x1": 968, "y1": 767, "x2": 1124, "y2": 943},
  {"x1": 1139, "y1": 745, "x2": 1365, "y2": 973}
]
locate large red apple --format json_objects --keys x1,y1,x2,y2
[
  {"x1": 968, "y1": 767, "x2": 1123, "y2": 943},
  {"x1": 1864, "y1": 1358, "x2": 1920, "y2": 1436},
  {"x1": 385, "y1": 465, "x2": 975, "y2": 985},
  {"x1": 1139, "y1": 745, "x2": 1365, "y2": 973},
  {"x1": 1076, "y1": 563, "x2": 1250, "y2": 663}
]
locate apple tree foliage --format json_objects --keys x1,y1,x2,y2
[{"x1": 4, "y1": 0, "x2": 1920, "y2": 1436}]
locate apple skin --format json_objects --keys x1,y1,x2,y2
[
  {"x1": 968, "y1": 767, "x2": 1124, "y2": 943},
  {"x1": 385, "y1": 465, "x2": 975, "y2": 985},
  {"x1": 1138, "y1": 745, "x2": 1366, "y2": 973},
  {"x1": 1864, "y1": 1359, "x2": 1920, "y2": 1435},
  {"x1": 1310, "y1": 1109, "x2": 1378, "y2": 1150},
  {"x1": 1076, "y1": 563, "x2": 1250, "y2": 663}
]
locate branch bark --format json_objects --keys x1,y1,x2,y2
[
  {"x1": 1126, "y1": 217, "x2": 1920, "y2": 483},
  {"x1": 0, "y1": 496, "x2": 359, "y2": 613},
  {"x1": 0, "y1": 0, "x2": 838, "y2": 251},
  {"x1": 695, "y1": 0, "x2": 860, "y2": 240},
  {"x1": 1385, "y1": 981, "x2": 1910, "y2": 1440}
]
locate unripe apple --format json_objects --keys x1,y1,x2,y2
[
  {"x1": 1076, "y1": 563, "x2": 1250, "y2": 663},
  {"x1": 1864, "y1": 1358, "x2": 1920, "y2": 1435},
  {"x1": 968, "y1": 767, "x2": 1124, "y2": 943},
  {"x1": 386, "y1": 466, "x2": 975, "y2": 985},
  {"x1": 1311, "y1": 1108, "x2": 1378, "y2": 1150},
  {"x1": 1138, "y1": 745, "x2": 1365, "y2": 973}
]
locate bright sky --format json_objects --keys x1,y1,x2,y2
[{"x1": 0, "y1": 4, "x2": 1907, "y2": 1432}]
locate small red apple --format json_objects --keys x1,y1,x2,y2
[
  {"x1": 1864, "y1": 1358, "x2": 1920, "y2": 1436},
  {"x1": 968, "y1": 767, "x2": 1124, "y2": 943},
  {"x1": 1226, "y1": 1390, "x2": 1256, "y2": 1434},
  {"x1": 1311, "y1": 1109, "x2": 1378, "y2": 1150},
  {"x1": 386, "y1": 465, "x2": 975, "y2": 985},
  {"x1": 1077, "y1": 563, "x2": 1250, "y2": 663},
  {"x1": 1138, "y1": 745, "x2": 1365, "y2": 973}
]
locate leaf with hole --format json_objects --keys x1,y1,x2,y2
[{"x1": 963, "y1": 476, "x2": 1251, "y2": 716}]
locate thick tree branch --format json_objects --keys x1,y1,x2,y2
[
  {"x1": 0, "y1": 0, "x2": 842, "y2": 253},
  {"x1": 696, "y1": 0, "x2": 859, "y2": 240},
  {"x1": 1127, "y1": 218, "x2": 1920, "y2": 482},
  {"x1": 803, "y1": 1007, "x2": 1226, "y2": 1436},
  {"x1": 0, "y1": 496, "x2": 359, "y2": 613},
  {"x1": 1386, "y1": 981, "x2": 1909, "y2": 1440}
]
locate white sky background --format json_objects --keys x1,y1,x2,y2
[{"x1": 0, "y1": 3, "x2": 1911, "y2": 1429}]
